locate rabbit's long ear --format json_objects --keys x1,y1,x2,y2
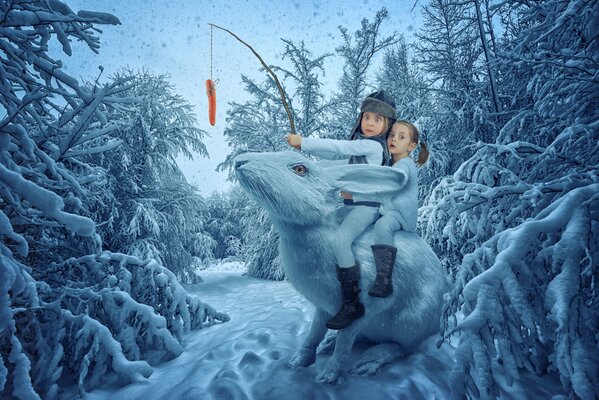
[
  {"x1": 314, "y1": 159, "x2": 348, "y2": 168},
  {"x1": 325, "y1": 164, "x2": 408, "y2": 202}
]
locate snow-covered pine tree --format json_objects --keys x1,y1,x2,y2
[
  {"x1": 216, "y1": 76, "x2": 289, "y2": 279},
  {"x1": 239, "y1": 198, "x2": 285, "y2": 280},
  {"x1": 204, "y1": 190, "x2": 246, "y2": 261},
  {"x1": 219, "y1": 38, "x2": 332, "y2": 280},
  {"x1": 376, "y1": 39, "x2": 430, "y2": 124},
  {"x1": 218, "y1": 37, "x2": 332, "y2": 171},
  {"x1": 218, "y1": 76, "x2": 290, "y2": 174},
  {"x1": 275, "y1": 39, "x2": 332, "y2": 139},
  {"x1": 328, "y1": 7, "x2": 400, "y2": 139},
  {"x1": 421, "y1": 0, "x2": 599, "y2": 398},
  {"x1": 413, "y1": 0, "x2": 497, "y2": 159},
  {"x1": 0, "y1": 2, "x2": 227, "y2": 398},
  {"x1": 85, "y1": 69, "x2": 213, "y2": 284},
  {"x1": 375, "y1": 40, "x2": 448, "y2": 205}
]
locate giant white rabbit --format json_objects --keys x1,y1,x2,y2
[{"x1": 235, "y1": 150, "x2": 449, "y2": 384}]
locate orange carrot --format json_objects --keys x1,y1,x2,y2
[{"x1": 205, "y1": 79, "x2": 216, "y2": 126}]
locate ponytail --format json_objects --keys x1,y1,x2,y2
[{"x1": 417, "y1": 141, "x2": 429, "y2": 166}]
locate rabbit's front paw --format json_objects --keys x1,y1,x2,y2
[
  {"x1": 315, "y1": 360, "x2": 343, "y2": 384},
  {"x1": 289, "y1": 348, "x2": 315, "y2": 368},
  {"x1": 316, "y1": 333, "x2": 336, "y2": 355}
]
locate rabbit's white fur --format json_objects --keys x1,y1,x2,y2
[{"x1": 235, "y1": 151, "x2": 448, "y2": 383}]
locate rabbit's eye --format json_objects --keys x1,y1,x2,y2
[{"x1": 292, "y1": 164, "x2": 307, "y2": 176}]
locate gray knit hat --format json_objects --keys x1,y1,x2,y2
[
  {"x1": 360, "y1": 90, "x2": 396, "y2": 119},
  {"x1": 350, "y1": 90, "x2": 397, "y2": 139}
]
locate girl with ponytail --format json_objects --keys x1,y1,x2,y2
[{"x1": 343, "y1": 119, "x2": 429, "y2": 298}]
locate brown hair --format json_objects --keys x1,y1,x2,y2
[
  {"x1": 394, "y1": 120, "x2": 429, "y2": 166},
  {"x1": 382, "y1": 116, "x2": 395, "y2": 136}
]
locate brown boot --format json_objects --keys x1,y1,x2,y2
[
  {"x1": 368, "y1": 245, "x2": 397, "y2": 298},
  {"x1": 326, "y1": 264, "x2": 365, "y2": 330}
]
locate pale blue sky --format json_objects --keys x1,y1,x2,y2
[{"x1": 61, "y1": 0, "x2": 424, "y2": 195}]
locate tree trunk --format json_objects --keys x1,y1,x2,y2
[{"x1": 473, "y1": 0, "x2": 501, "y2": 114}]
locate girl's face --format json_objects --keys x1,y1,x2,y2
[
  {"x1": 360, "y1": 112, "x2": 387, "y2": 137},
  {"x1": 387, "y1": 123, "x2": 417, "y2": 161}
]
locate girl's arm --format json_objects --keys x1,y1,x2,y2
[{"x1": 302, "y1": 137, "x2": 383, "y2": 164}]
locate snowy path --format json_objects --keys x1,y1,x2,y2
[{"x1": 87, "y1": 268, "x2": 562, "y2": 400}]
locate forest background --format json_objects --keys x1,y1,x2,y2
[{"x1": 1, "y1": 0, "x2": 597, "y2": 399}]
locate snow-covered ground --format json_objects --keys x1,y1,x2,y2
[{"x1": 87, "y1": 262, "x2": 564, "y2": 400}]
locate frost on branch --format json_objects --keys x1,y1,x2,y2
[
  {"x1": 423, "y1": 119, "x2": 598, "y2": 400},
  {"x1": 0, "y1": 0, "x2": 131, "y2": 266},
  {"x1": 419, "y1": 6, "x2": 598, "y2": 396},
  {"x1": 5, "y1": 250, "x2": 229, "y2": 398},
  {"x1": 443, "y1": 183, "x2": 598, "y2": 400},
  {"x1": 1, "y1": 1, "x2": 227, "y2": 399}
]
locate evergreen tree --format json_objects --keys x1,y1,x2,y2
[
  {"x1": 89, "y1": 70, "x2": 212, "y2": 283},
  {"x1": 328, "y1": 7, "x2": 400, "y2": 139},
  {"x1": 275, "y1": 39, "x2": 333, "y2": 138},
  {"x1": 413, "y1": 0, "x2": 496, "y2": 171},
  {"x1": 375, "y1": 40, "x2": 447, "y2": 204},
  {"x1": 217, "y1": 76, "x2": 290, "y2": 176},
  {"x1": 420, "y1": 0, "x2": 599, "y2": 398},
  {"x1": 0, "y1": 3, "x2": 227, "y2": 397},
  {"x1": 376, "y1": 39, "x2": 430, "y2": 123},
  {"x1": 204, "y1": 190, "x2": 245, "y2": 261}
]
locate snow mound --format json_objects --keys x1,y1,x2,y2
[
  {"x1": 87, "y1": 273, "x2": 564, "y2": 400},
  {"x1": 203, "y1": 260, "x2": 247, "y2": 273}
]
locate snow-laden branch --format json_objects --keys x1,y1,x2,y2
[
  {"x1": 444, "y1": 184, "x2": 598, "y2": 399},
  {"x1": 0, "y1": 160, "x2": 95, "y2": 236},
  {"x1": 0, "y1": 3, "x2": 222, "y2": 398},
  {"x1": 6, "y1": 251, "x2": 229, "y2": 397}
]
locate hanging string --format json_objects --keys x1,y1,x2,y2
[{"x1": 206, "y1": 25, "x2": 217, "y2": 126}]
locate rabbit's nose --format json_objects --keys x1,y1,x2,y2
[{"x1": 235, "y1": 160, "x2": 249, "y2": 169}]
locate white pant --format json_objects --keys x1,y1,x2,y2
[
  {"x1": 333, "y1": 206, "x2": 380, "y2": 268},
  {"x1": 373, "y1": 213, "x2": 404, "y2": 246}
]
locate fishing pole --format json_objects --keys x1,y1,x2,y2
[{"x1": 207, "y1": 23, "x2": 296, "y2": 135}]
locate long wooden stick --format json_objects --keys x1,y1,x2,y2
[{"x1": 208, "y1": 23, "x2": 296, "y2": 135}]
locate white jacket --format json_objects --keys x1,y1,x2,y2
[
  {"x1": 353, "y1": 157, "x2": 418, "y2": 232},
  {"x1": 301, "y1": 137, "x2": 383, "y2": 165}
]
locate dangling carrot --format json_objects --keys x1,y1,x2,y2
[{"x1": 206, "y1": 79, "x2": 216, "y2": 126}]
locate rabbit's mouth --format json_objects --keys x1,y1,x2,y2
[
  {"x1": 234, "y1": 158, "x2": 284, "y2": 217},
  {"x1": 233, "y1": 156, "x2": 253, "y2": 187},
  {"x1": 234, "y1": 163, "x2": 256, "y2": 193},
  {"x1": 234, "y1": 159, "x2": 249, "y2": 169}
]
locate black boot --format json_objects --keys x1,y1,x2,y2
[
  {"x1": 326, "y1": 264, "x2": 365, "y2": 330},
  {"x1": 368, "y1": 245, "x2": 397, "y2": 298}
]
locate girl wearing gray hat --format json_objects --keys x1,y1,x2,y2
[{"x1": 286, "y1": 90, "x2": 396, "y2": 330}]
